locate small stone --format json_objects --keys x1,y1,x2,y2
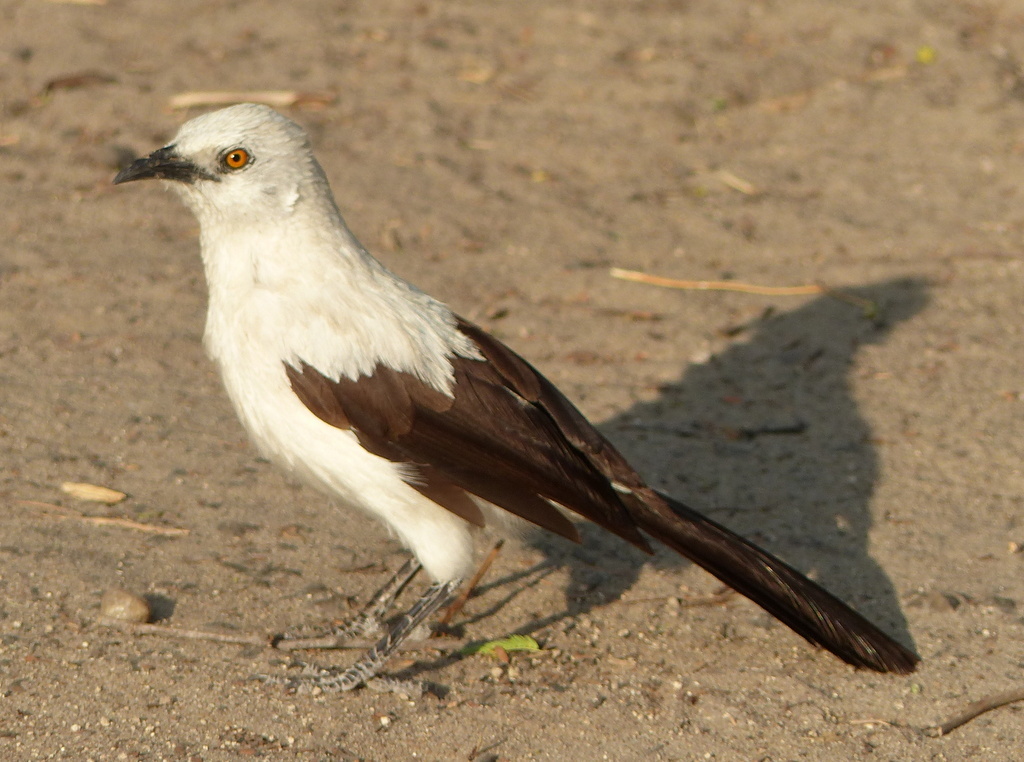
[{"x1": 100, "y1": 589, "x2": 151, "y2": 623}]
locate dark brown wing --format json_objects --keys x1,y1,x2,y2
[
  {"x1": 284, "y1": 329, "x2": 652, "y2": 550},
  {"x1": 284, "y1": 316, "x2": 919, "y2": 674}
]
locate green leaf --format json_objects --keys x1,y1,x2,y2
[{"x1": 461, "y1": 635, "x2": 541, "y2": 657}]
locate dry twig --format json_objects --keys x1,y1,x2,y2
[
  {"x1": 615, "y1": 588, "x2": 737, "y2": 608},
  {"x1": 99, "y1": 618, "x2": 268, "y2": 646},
  {"x1": 168, "y1": 91, "x2": 335, "y2": 111},
  {"x1": 849, "y1": 718, "x2": 897, "y2": 727},
  {"x1": 42, "y1": 72, "x2": 116, "y2": 94},
  {"x1": 714, "y1": 170, "x2": 759, "y2": 195},
  {"x1": 928, "y1": 687, "x2": 1024, "y2": 736},
  {"x1": 99, "y1": 617, "x2": 458, "y2": 652},
  {"x1": 438, "y1": 540, "x2": 505, "y2": 627},
  {"x1": 17, "y1": 500, "x2": 189, "y2": 536},
  {"x1": 610, "y1": 268, "x2": 821, "y2": 296},
  {"x1": 609, "y1": 268, "x2": 877, "y2": 317}
]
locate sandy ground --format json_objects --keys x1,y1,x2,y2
[{"x1": 3, "y1": 1, "x2": 1024, "y2": 759}]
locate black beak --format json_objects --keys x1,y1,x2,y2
[{"x1": 113, "y1": 145, "x2": 214, "y2": 185}]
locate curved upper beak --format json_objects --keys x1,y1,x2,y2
[{"x1": 113, "y1": 146, "x2": 214, "y2": 185}]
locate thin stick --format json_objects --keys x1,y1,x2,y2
[
  {"x1": 16, "y1": 500, "x2": 189, "y2": 536},
  {"x1": 849, "y1": 718, "x2": 896, "y2": 728},
  {"x1": 610, "y1": 268, "x2": 823, "y2": 296},
  {"x1": 715, "y1": 170, "x2": 759, "y2": 196},
  {"x1": 928, "y1": 687, "x2": 1024, "y2": 736},
  {"x1": 99, "y1": 618, "x2": 268, "y2": 646},
  {"x1": 68, "y1": 515, "x2": 189, "y2": 535},
  {"x1": 168, "y1": 91, "x2": 335, "y2": 111},
  {"x1": 615, "y1": 589, "x2": 737, "y2": 608},
  {"x1": 609, "y1": 268, "x2": 878, "y2": 317},
  {"x1": 437, "y1": 540, "x2": 505, "y2": 627},
  {"x1": 817, "y1": 285, "x2": 878, "y2": 317},
  {"x1": 98, "y1": 617, "x2": 459, "y2": 652}
]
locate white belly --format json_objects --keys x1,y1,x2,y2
[{"x1": 206, "y1": 308, "x2": 477, "y2": 583}]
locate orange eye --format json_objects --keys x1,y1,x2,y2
[{"x1": 223, "y1": 148, "x2": 250, "y2": 170}]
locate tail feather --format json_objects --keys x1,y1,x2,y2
[{"x1": 628, "y1": 489, "x2": 919, "y2": 674}]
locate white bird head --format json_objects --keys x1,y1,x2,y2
[{"x1": 114, "y1": 103, "x2": 329, "y2": 224}]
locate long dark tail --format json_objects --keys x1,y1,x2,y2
[{"x1": 625, "y1": 488, "x2": 919, "y2": 674}]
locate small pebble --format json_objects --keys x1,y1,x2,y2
[{"x1": 100, "y1": 589, "x2": 151, "y2": 623}]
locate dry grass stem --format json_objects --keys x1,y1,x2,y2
[
  {"x1": 610, "y1": 268, "x2": 822, "y2": 296},
  {"x1": 99, "y1": 618, "x2": 269, "y2": 646},
  {"x1": 18, "y1": 499, "x2": 189, "y2": 536},
  {"x1": 609, "y1": 268, "x2": 878, "y2": 317},
  {"x1": 928, "y1": 687, "x2": 1024, "y2": 736},
  {"x1": 438, "y1": 540, "x2": 505, "y2": 627},
  {"x1": 99, "y1": 618, "x2": 460, "y2": 653},
  {"x1": 715, "y1": 170, "x2": 759, "y2": 195},
  {"x1": 168, "y1": 91, "x2": 336, "y2": 111}
]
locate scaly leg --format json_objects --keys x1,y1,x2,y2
[
  {"x1": 274, "y1": 558, "x2": 422, "y2": 650},
  {"x1": 262, "y1": 577, "x2": 461, "y2": 693}
]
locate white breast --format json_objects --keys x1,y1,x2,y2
[{"x1": 198, "y1": 226, "x2": 479, "y2": 583}]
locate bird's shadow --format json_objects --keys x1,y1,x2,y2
[{"x1": 471, "y1": 277, "x2": 928, "y2": 652}]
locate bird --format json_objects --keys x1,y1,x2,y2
[{"x1": 113, "y1": 103, "x2": 918, "y2": 691}]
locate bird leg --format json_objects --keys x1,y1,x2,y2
[
  {"x1": 262, "y1": 577, "x2": 461, "y2": 693},
  {"x1": 327, "y1": 578, "x2": 461, "y2": 691},
  {"x1": 274, "y1": 558, "x2": 422, "y2": 650}
]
